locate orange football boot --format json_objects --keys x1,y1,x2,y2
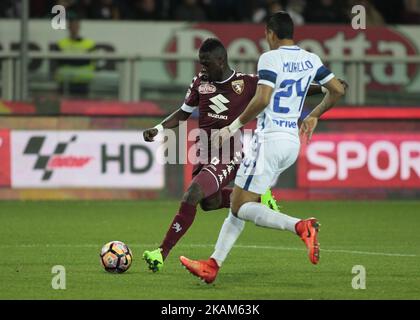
[
  {"x1": 179, "y1": 256, "x2": 219, "y2": 284},
  {"x1": 296, "y1": 218, "x2": 320, "y2": 264}
]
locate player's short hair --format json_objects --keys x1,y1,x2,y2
[
  {"x1": 199, "y1": 38, "x2": 227, "y2": 61},
  {"x1": 266, "y1": 11, "x2": 294, "y2": 40}
]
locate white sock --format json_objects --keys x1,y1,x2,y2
[
  {"x1": 237, "y1": 202, "x2": 300, "y2": 233},
  {"x1": 210, "y1": 210, "x2": 245, "y2": 267}
]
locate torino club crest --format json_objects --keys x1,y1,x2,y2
[{"x1": 232, "y1": 80, "x2": 244, "y2": 95}]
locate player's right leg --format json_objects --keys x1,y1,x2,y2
[
  {"x1": 180, "y1": 138, "x2": 319, "y2": 282},
  {"x1": 179, "y1": 185, "x2": 256, "y2": 284},
  {"x1": 232, "y1": 187, "x2": 320, "y2": 265},
  {"x1": 143, "y1": 168, "x2": 219, "y2": 272}
]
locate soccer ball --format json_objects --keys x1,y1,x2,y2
[{"x1": 100, "y1": 240, "x2": 133, "y2": 273}]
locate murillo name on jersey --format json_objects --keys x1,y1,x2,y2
[{"x1": 283, "y1": 60, "x2": 314, "y2": 73}]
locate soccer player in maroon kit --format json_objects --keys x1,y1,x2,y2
[{"x1": 142, "y1": 38, "x2": 331, "y2": 272}]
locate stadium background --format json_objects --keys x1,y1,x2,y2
[
  {"x1": 0, "y1": 0, "x2": 420, "y2": 301},
  {"x1": 1, "y1": 0, "x2": 419, "y2": 201}
]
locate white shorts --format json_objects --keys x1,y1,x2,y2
[{"x1": 235, "y1": 134, "x2": 300, "y2": 195}]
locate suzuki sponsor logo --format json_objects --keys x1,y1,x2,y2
[
  {"x1": 207, "y1": 94, "x2": 230, "y2": 120},
  {"x1": 209, "y1": 94, "x2": 229, "y2": 114},
  {"x1": 207, "y1": 113, "x2": 228, "y2": 120}
]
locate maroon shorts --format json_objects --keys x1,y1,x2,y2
[{"x1": 191, "y1": 151, "x2": 242, "y2": 198}]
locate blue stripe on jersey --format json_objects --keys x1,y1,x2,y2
[
  {"x1": 298, "y1": 76, "x2": 312, "y2": 112},
  {"x1": 314, "y1": 65, "x2": 332, "y2": 83},
  {"x1": 258, "y1": 69, "x2": 277, "y2": 84},
  {"x1": 243, "y1": 172, "x2": 254, "y2": 191}
]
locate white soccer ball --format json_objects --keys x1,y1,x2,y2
[{"x1": 100, "y1": 240, "x2": 133, "y2": 273}]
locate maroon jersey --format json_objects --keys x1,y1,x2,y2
[
  {"x1": 184, "y1": 71, "x2": 258, "y2": 134},
  {"x1": 183, "y1": 71, "x2": 258, "y2": 163}
]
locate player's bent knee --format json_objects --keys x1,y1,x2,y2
[
  {"x1": 231, "y1": 192, "x2": 247, "y2": 214},
  {"x1": 182, "y1": 183, "x2": 205, "y2": 206},
  {"x1": 231, "y1": 186, "x2": 260, "y2": 215},
  {"x1": 231, "y1": 203, "x2": 241, "y2": 216},
  {"x1": 199, "y1": 201, "x2": 214, "y2": 212},
  {"x1": 231, "y1": 199, "x2": 243, "y2": 216},
  {"x1": 199, "y1": 195, "x2": 222, "y2": 212}
]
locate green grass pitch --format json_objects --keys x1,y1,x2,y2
[{"x1": 0, "y1": 200, "x2": 419, "y2": 300}]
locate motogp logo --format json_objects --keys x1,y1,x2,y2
[{"x1": 23, "y1": 135, "x2": 91, "y2": 181}]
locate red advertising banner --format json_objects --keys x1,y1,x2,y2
[
  {"x1": 298, "y1": 133, "x2": 420, "y2": 188},
  {"x1": 0, "y1": 101, "x2": 36, "y2": 114},
  {"x1": 0, "y1": 130, "x2": 11, "y2": 187},
  {"x1": 60, "y1": 100, "x2": 165, "y2": 116},
  {"x1": 169, "y1": 24, "x2": 419, "y2": 91}
]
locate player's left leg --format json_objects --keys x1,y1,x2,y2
[
  {"x1": 233, "y1": 187, "x2": 320, "y2": 265},
  {"x1": 143, "y1": 166, "x2": 221, "y2": 272},
  {"x1": 200, "y1": 187, "x2": 280, "y2": 212},
  {"x1": 231, "y1": 139, "x2": 320, "y2": 265},
  {"x1": 199, "y1": 187, "x2": 232, "y2": 212},
  {"x1": 158, "y1": 169, "x2": 219, "y2": 256},
  {"x1": 179, "y1": 185, "x2": 257, "y2": 284}
]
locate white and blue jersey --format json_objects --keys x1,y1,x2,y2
[
  {"x1": 255, "y1": 45, "x2": 334, "y2": 141},
  {"x1": 235, "y1": 45, "x2": 335, "y2": 194}
]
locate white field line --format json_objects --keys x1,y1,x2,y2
[{"x1": 2, "y1": 243, "x2": 417, "y2": 258}]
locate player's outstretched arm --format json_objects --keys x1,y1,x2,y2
[
  {"x1": 307, "y1": 78, "x2": 348, "y2": 97},
  {"x1": 299, "y1": 77, "x2": 345, "y2": 143},
  {"x1": 143, "y1": 108, "x2": 191, "y2": 142},
  {"x1": 308, "y1": 77, "x2": 345, "y2": 118},
  {"x1": 307, "y1": 84, "x2": 323, "y2": 96}
]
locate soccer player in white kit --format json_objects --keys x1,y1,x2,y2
[{"x1": 180, "y1": 11, "x2": 346, "y2": 284}]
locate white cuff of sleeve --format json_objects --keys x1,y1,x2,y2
[
  {"x1": 153, "y1": 124, "x2": 164, "y2": 132},
  {"x1": 321, "y1": 86, "x2": 328, "y2": 94},
  {"x1": 181, "y1": 103, "x2": 197, "y2": 113},
  {"x1": 228, "y1": 118, "x2": 243, "y2": 133}
]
